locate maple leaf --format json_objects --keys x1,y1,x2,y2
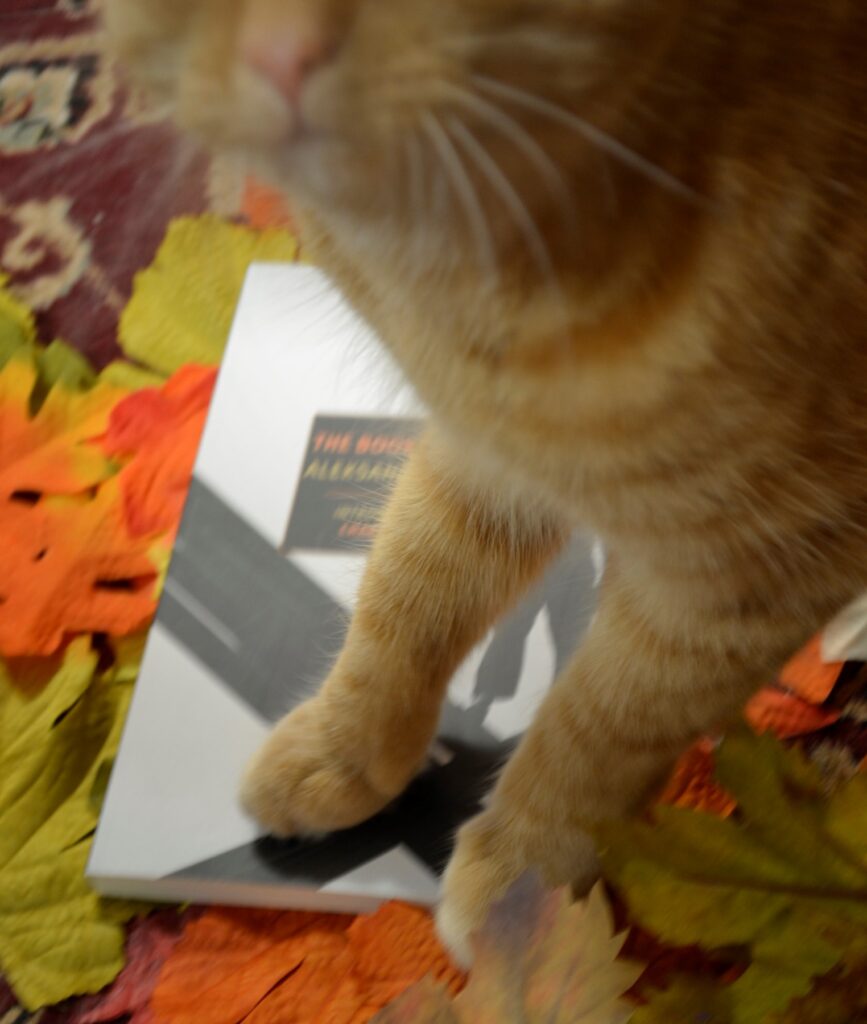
[
  {"x1": 0, "y1": 348, "x2": 126, "y2": 501},
  {"x1": 777, "y1": 634, "x2": 842, "y2": 704},
  {"x1": 242, "y1": 176, "x2": 296, "y2": 231},
  {"x1": 0, "y1": 271, "x2": 36, "y2": 360},
  {"x1": 103, "y1": 364, "x2": 217, "y2": 540},
  {"x1": 120, "y1": 216, "x2": 298, "y2": 375},
  {"x1": 596, "y1": 728, "x2": 867, "y2": 1023},
  {"x1": 745, "y1": 688, "x2": 839, "y2": 739},
  {"x1": 0, "y1": 481, "x2": 158, "y2": 656},
  {"x1": 657, "y1": 739, "x2": 736, "y2": 817},
  {"x1": 150, "y1": 902, "x2": 460, "y2": 1024},
  {"x1": 0, "y1": 639, "x2": 137, "y2": 1009},
  {"x1": 770, "y1": 955, "x2": 867, "y2": 1023},
  {"x1": 373, "y1": 877, "x2": 641, "y2": 1024},
  {"x1": 630, "y1": 976, "x2": 733, "y2": 1024}
]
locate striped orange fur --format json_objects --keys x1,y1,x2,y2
[{"x1": 107, "y1": 0, "x2": 867, "y2": 961}]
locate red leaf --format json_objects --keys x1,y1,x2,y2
[
  {"x1": 67, "y1": 910, "x2": 191, "y2": 1024},
  {"x1": 151, "y1": 903, "x2": 461, "y2": 1024},
  {"x1": 103, "y1": 365, "x2": 216, "y2": 540},
  {"x1": 746, "y1": 687, "x2": 840, "y2": 739},
  {"x1": 657, "y1": 739, "x2": 736, "y2": 817},
  {"x1": 778, "y1": 634, "x2": 843, "y2": 704}
]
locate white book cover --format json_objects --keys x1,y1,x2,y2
[{"x1": 88, "y1": 263, "x2": 601, "y2": 913}]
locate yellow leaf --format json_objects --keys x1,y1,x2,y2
[
  {"x1": 0, "y1": 271, "x2": 36, "y2": 362},
  {"x1": 0, "y1": 349, "x2": 128, "y2": 500},
  {"x1": 374, "y1": 877, "x2": 640, "y2": 1024},
  {"x1": 119, "y1": 216, "x2": 299, "y2": 374},
  {"x1": 0, "y1": 639, "x2": 136, "y2": 1008}
]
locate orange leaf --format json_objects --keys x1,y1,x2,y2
[
  {"x1": 242, "y1": 177, "x2": 296, "y2": 231},
  {"x1": 103, "y1": 365, "x2": 216, "y2": 540},
  {"x1": 243, "y1": 935, "x2": 358, "y2": 1024},
  {"x1": 0, "y1": 480, "x2": 158, "y2": 656},
  {"x1": 778, "y1": 633, "x2": 843, "y2": 704},
  {"x1": 745, "y1": 686, "x2": 840, "y2": 739},
  {"x1": 0, "y1": 352, "x2": 126, "y2": 500},
  {"x1": 347, "y1": 903, "x2": 465, "y2": 1006},
  {"x1": 657, "y1": 739, "x2": 736, "y2": 818},
  {"x1": 151, "y1": 909, "x2": 352, "y2": 1024},
  {"x1": 152, "y1": 903, "x2": 463, "y2": 1024}
]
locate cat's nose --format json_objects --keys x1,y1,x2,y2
[{"x1": 240, "y1": 25, "x2": 331, "y2": 108}]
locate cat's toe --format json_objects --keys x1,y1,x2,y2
[
  {"x1": 435, "y1": 810, "x2": 526, "y2": 967},
  {"x1": 239, "y1": 699, "x2": 393, "y2": 836},
  {"x1": 436, "y1": 807, "x2": 603, "y2": 966}
]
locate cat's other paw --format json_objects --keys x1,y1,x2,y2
[
  {"x1": 239, "y1": 698, "x2": 397, "y2": 837},
  {"x1": 436, "y1": 808, "x2": 600, "y2": 967}
]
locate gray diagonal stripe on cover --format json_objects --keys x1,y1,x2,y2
[
  {"x1": 168, "y1": 739, "x2": 507, "y2": 884},
  {"x1": 158, "y1": 476, "x2": 598, "y2": 885},
  {"x1": 159, "y1": 476, "x2": 348, "y2": 722}
]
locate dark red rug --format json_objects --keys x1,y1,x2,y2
[{"x1": 0, "y1": 0, "x2": 246, "y2": 369}]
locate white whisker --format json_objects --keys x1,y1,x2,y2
[
  {"x1": 436, "y1": 80, "x2": 575, "y2": 220},
  {"x1": 445, "y1": 30, "x2": 591, "y2": 59},
  {"x1": 404, "y1": 132, "x2": 427, "y2": 220},
  {"x1": 447, "y1": 115, "x2": 554, "y2": 280},
  {"x1": 472, "y1": 73, "x2": 710, "y2": 206},
  {"x1": 420, "y1": 110, "x2": 498, "y2": 276}
]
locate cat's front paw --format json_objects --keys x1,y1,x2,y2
[
  {"x1": 436, "y1": 808, "x2": 601, "y2": 967},
  {"x1": 239, "y1": 698, "x2": 396, "y2": 837}
]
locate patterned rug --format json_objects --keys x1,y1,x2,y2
[{"x1": 0, "y1": 0, "x2": 247, "y2": 369}]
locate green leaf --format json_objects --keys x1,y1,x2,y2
[
  {"x1": 373, "y1": 876, "x2": 641, "y2": 1024},
  {"x1": 632, "y1": 977, "x2": 734, "y2": 1024},
  {"x1": 36, "y1": 340, "x2": 97, "y2": 394},
  {"x1": 596, "y1": 729, "x2": 867, "y2": 1023},
  {"x1": 771, "y1": 958, "x2": 867, "y2": 1023},
  {"x1": 99, "y1": 359, "x2": 166, "y2": 390},
  {"x1": 0, "y1": 272, "x2": 36, "y2": 367},
  {"x1": 0, "y1": 639, "x2": 137, "y2": 1008},
  {"x1": 119, "y1": 216, "x2": 299, "y2": 374}
]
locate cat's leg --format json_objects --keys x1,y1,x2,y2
[
  {"x1": 436, "y1": 557, "x2": 823, "y2": 963},
  {"x1": 240, "y1": 428, "x2": 567, "y2": 836}
]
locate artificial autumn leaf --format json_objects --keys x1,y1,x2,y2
[
  {"x1": 37, "y1": 339, "x2": 98, "y2": 394},
  {"x1": 0, "y1": 639, "x2": 137, "y2": 1009},
  {"x1": 99, "y1": 361, "x2": 166, "y2": 391},
  {"x1": 630, "y1": 976, "x2": 733, "y2": 1024},
  {"x1": 102, "y1": 364, "x2": 217, "y2": 540},
  {"x1": 151, "y1": 902, "x2": 460, "y2": 1024},
  {"x1": 119, "y1": 216, "x2": 298, "y2": 375},
  {"x1": 778, "y1": 634, "x2": 842, "y2": 704},
  {"x1": 771, "y1": 957, "x2": 867, "y2": 1023},
  {"x1": 373, "y1": 877, "x2": 641, "y2": 1024},
  {"x1": 745, "y1": 688, "x2": 839, "y2": 739},
  {"x1": 657, "y1": 739, "x2": 736, "y2": 817},
  {"x1": 151, "y1": 908, "x2": 348, "y2": 1024},
  {"x1": 347, "y1": 902, "x2": 465, "y2": 1014},
  {"x1": 0, "y1": 271, "x2": 36, "y2": 361},
  {"x1": 0, "y1": 348, "x2": 126, "y2": 500},
  {"x1": 0, "y1": 480, "x2": 158, "y2": 656},
  {"x1": 242, "y1": 176, "x2": 296, "y2": 231},
  {"x1": 66, "y1": 909, "x2": 192, "y2": 1024},
  {"x1": 597, "y1": 728, "x2": 867, "y2": 1023}
]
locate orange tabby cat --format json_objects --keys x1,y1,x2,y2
[{"x1": 106, "y1": 0, "x2": 867, "y2": 962}]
